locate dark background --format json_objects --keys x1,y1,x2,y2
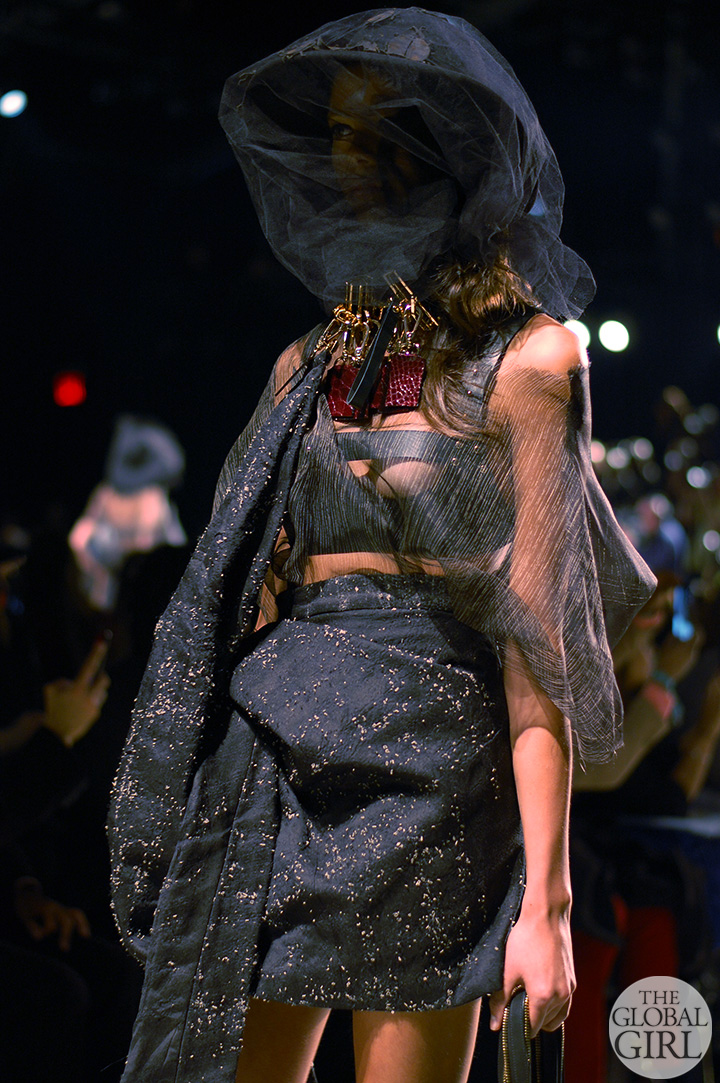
[{"x1": 1, "y1": 0, "x2": 719, "y2": 539}]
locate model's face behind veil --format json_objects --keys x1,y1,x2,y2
[
  {"x1": 328, "y1": 64, "x2": 449, "y2": 221},
  {"x1": 219, "y1": 7, "x2": 596, "y2": 317},
  {"x1": 219, "y1": 49, "x2": 463, "y2": 307}
]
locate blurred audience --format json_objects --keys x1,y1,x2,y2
[
  {"x1": 69, "y1": 415, "x2": 187, "y2": 611},
  {"x1": 0, "y1": 549, "x2": 144, "y2": 1082},
  {"x1": 565, "y1": 386, "x2": 720, "y2": 1082}
]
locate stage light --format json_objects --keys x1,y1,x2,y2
[
  {"x1": 598, "y1": 320, "x2": 630, "y2": 352},
  {"x1": 590, "y1": 440, "x2": 606, "y2": 465},
  {"x1": 53, "y1": 371, "x2": 87, "y2": 407},
  {"x1": 717, "y1": 324, "x2": 720, "y2": 346},
  {"x1": 564, "y1": 320, "x2": 590, "y2": 349},
  {"x1": 0, "y1": 90, "x2": 27, "y2": 118}
]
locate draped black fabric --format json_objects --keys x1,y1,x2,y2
[{"x1": 108, "y1": 333, "x2": 325, "y2": 965}]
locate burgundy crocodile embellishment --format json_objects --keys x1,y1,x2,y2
[{"x1": 326, "y1": 354, "x2": 426, "y2": 420}]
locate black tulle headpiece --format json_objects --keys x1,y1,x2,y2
[{"x1": 219, "y1": 7, "x2": 595, "y2": 319}]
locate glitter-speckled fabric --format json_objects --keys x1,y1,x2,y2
[
  {"x1": 240, "y1": 574, "x2": 524, "y2": 1008},
  {"x1": 109, "y1": 338, "x2": 329, "y2": 1083}
]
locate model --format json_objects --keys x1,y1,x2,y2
[{"x1": 108, "y1": 10, "x2": 655, "y2": 1083}]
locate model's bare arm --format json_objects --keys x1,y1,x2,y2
[
  {"x1": 488, "y1": 652, "x2": 574, "y2": 1037},
  {"x1": 487, "y1": 322, "x2": 581, "y2": 1036}
]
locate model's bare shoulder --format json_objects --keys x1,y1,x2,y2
[{"x1": 503, "y1": 314, "x2": 588, "y2": 376}]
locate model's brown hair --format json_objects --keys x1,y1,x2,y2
[{"x1": 421, "y1": 246, "x2": 537, "y2": 432}]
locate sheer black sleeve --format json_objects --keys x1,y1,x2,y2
[{"x1": 443, "y1": 359, "x2": 655, "y2": 763}]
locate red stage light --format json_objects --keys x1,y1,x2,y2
[{"x1": 53, "y1": 371, "x2": 87, "y2": 407}]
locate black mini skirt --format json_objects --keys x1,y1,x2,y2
[{"x1": 228, "y1": 573, "x2": 525, "y2": 1011}]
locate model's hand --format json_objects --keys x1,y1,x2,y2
[
  {"x1": 14, "y1": 880, "x2": 91, "y2": 951},
  {"x1": 42, "y1": 638, "x2": 111, "y2": 747},
  {"x1": 487, "y1": 903, "x2": 575, "y2": 1036}
]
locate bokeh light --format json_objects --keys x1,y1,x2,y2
[
  {"x1": 686, "y1": 465, "x2": 712, "y2": 490},
  {"x1": 606, "y1": 446, "x2": 630, "y2": 469},
  {"x1": 0, "y1": 90, "x2": 27, "y2": 117},
  {"x1": 590, "y1": 440, "x2": 606, "y2": 465},
  {"x1": 630, "y1": 438, "x2": 653, "y2": 461},
  {"x1": 53, "y1": 371, "x2": 87, "y2": 407},
  {"x1": 598, "y1": 320, "x2": 630, "y2": 352},
  {"x1": 564, "y1": 320, "x2": 591, "y2": 349}
]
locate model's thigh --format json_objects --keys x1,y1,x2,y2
[
  {"x1": 353, "y1": 999, "x2": 482, "y2": 1083},
  {"x1": 235, "y1": 998, "x2": 330, "y2": 1083}
]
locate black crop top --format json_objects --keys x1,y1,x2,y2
[{"x1": 283, "y1": 400, "x2": 513, "y2": 584}]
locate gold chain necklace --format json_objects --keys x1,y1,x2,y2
[{"x1": 314, "y1": 275, "x2": 438, "y2": 369}]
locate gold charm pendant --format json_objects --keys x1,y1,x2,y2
[
  {"x1": 385, "y1": 273, "x2": 438, "y2": 356},
  {"x1": 315, "y1": 283, "x2": 384, "y2": 367},
  {"x1": 314, "y1": 276, "x2": 438, "y2": 369}
]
